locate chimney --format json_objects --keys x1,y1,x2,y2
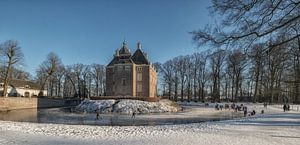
[
  {"x1": 115, "y1": 49, "x2": 119, "y2": 57},
  {"x1": 144, "y1": 52, "x2": 148, "y2": 59},
  {"x1": 137, "y1": 42, "x2": 142, "y2": 50}
]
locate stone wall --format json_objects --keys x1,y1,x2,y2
[
  {"x1": 0, "y1": 97, "x2": 37, "y2": 111},
  {"x1": 0, "y1": 97, "x2": 80, "y2": 111}
]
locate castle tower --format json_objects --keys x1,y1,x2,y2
[{"x1": 106, "y1": 41, "x2": 157, "y2": 98}]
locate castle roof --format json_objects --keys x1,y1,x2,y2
[
  {"x1": 107, "y1": 42, "x2": 150, "y2": 66},
  {"x1": 131, "y1": 48, "x2": 149, "y2": 65},
  {"x1": 119, "y1": 41, "x2": 131, "y2": 55}
]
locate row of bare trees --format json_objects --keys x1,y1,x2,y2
[
  {"x1": 1, "y1": 38, "x2": 298, "y2": 104},
  {"x1": 36, "y1": 53, "x2": 106, "y2": 98},
  {"x1": 181, "y1": 0, "x2": 300, "y2": 103},
  {"x1": 0, "y1": 40, "x2": 25, "y2": 97},
  {"x1": 157, "y1": 37, "x2": 299, "y2": 104},
  {"x1": 0, "y1": 40, "x2": 106, "y2": 99}
]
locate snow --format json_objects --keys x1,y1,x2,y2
[
  {"x1": 0, "y1": 104, "x2": 299, "y2": 145},
  {"x1": 75, "y1": 99, "x2": 180, "y2": 114},
  {"x1": 76, "y1": 99, "x2": 117, "y2": 113}
]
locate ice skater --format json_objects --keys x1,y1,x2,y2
[
  {"x1": 283, "y1": 104, "x2": 287, "y2": 112},
  {"x1": 132, "y1": 111, "x2": 136, "y2": 119},
  {"x1": 244, "y1": 109, "x2": 247, "y2": 117},
  {"x1": 96, "y1": 108, "x2": 100, "y2": 120}
]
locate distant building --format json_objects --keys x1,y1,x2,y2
[
  {"x1": 106, "y1": 41, "x2": 157, "y2": 98},
  {"x1": 0, "y1": 79, "x2": 47, "y2": 97}
]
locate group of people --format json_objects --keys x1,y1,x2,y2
[
  {"x1": 283, "y1": 104, "x2": 291, "y2": 112},
  {"x1": 214, "y1": 103, "x2": 240, "y2": 111},
  {"x1": 94, "y1": 102, "x2": 293, "y2": 120},
  {"x1": 214, "y1": 103, "x2": 260, "y2": 117},
  {"x1": 244, "y1": 108, "x2": 256, "y2": 117}
]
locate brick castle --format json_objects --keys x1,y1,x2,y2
[{"x1": 106, "y1": 41, "x2": 157, "y2": 98}]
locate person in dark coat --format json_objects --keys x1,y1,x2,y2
[
  {"x1": 132, "y1": 111, "x2": 136, "y2": 118},
  {"x1": 244, "y1": 109, "x2": 247, "y2": 117},
  {"x1": 283, "y1": 104, "x2": 287, "y2": 112},
  {"x1": 96, "y1": 108, "x2": 100, "y2": 120},
  {"x1": 250, "y1": 110, "x2": 256, "y2": 116}
]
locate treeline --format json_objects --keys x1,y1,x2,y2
[
  {"x1": 156, "y1": 38, "x2": 300, "y2": 104},
  {"x1": 0, "y1": 40, "x2": 106, "y2": 98},
  {"x1": 189, "y1": 0, "x2": 300, "y2": 104},
  {"x1": 36, "y1": 53, "x2": 106, "y2": 98},
  {"x1": 1, "y1": 38, "x2": 299, "y2": 104}
]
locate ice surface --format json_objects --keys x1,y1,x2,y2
[{"x1": 0, "y1": 103, "x2": 299, "y2": 145}]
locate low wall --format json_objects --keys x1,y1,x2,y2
[
  {"x1": 0, "y1": 97, "x2": 81, "y2": 111},
  {"x1": 0, "y1": 98, "x2": 37, "y2": 111}
]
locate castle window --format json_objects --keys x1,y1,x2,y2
[
  {"x1": 122, "y1": 78, "x2": 126, "y2": 86},
  {"x1": 25, "y1": 85, "x2": 30, "y2": 89},
  {"x1": 118, "y1": 66, "x2": 123, "y2": 71},
  {"x1": 125, "y1": 65, "x2": 131, "y2": 71},
  {"x1": 137, "y1": 73, "x2": 142, "y2": 81},
  {"x1": 137, "y1": 67, "x2": 142, "y2": 72},
  {"x1": 137, "y1": 84, "x2": 142, "y2": 92}
]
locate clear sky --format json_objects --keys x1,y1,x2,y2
[{"x1": 0, "y1": 0, "x2": 211, "y2": 75}]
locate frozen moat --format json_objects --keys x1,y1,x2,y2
[{"x1": 0, "y1": 103, "x2": 243, "y2": 126}]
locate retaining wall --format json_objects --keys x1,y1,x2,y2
[{"x1": 0, "y1": 97, "x2": 80, "y2": 111}]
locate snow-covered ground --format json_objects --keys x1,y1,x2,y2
[
  {"x1": 76, "y1": 99, "x2": 180, "y2": 114},
  {"x1": 0, "y1": 104, "x2": 299, "y2": 145}
]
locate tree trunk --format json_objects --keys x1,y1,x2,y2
[
  {"x1": 235, "y1": 73, "x2": 240, "y2": 101},
  {"x1": 39, "y1": 75, "x2": 50, "y2": 96},
  {"x1": 174, "y1": 76, "x2": 178, "y2": 101},
  {"x1": 3, "y1": 62, "x2": 12, "y2": 97},
  {"x1": 231, "y1": 76, "x2": 235, "y2": 101},
  {"x1": 168, "y1": 82, "x2": 172, "y2": 99},
  {"x1": 181, "y1": 79, "x2": 184, "y2": 101}
]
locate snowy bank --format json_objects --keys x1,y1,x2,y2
[
  {"x1": 75, "y1": 99, "x2": 180, "y2": 114},
  {"x1": 0, "y1": 112, "x2": 299, "y2": 145}
]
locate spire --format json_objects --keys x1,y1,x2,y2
[
  {"x1": 119, "y1": 40, "x2": 131, "y2": 55},
  {"x1": 123, "y1": 40, "x2": 127, "y2": 46},
  {"x1": 137, "y1": 41, "x2": 142, "y2": 50}
]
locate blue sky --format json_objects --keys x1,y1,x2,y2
[{"x1": 0, "y1": 0, "x2": 211, "y2": 75}]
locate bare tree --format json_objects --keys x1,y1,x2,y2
[
  {"x1": 37, "y1": 52, "x2": 62, "y2": 96},
  {"x1": 63, "y1": 66, "x2": 77, "y2": 97},
  {"x1": 210, "y1": 49, "x2": 226, "y2": 102},
  {"x1": 53, "y1": 65, "x2": 65, "y2": 97},
  {"x1": 197, "y1": 51, "x2": 210, "y2": 102},
  {"x1": 0, "y1": 40, "x2": 24, "y2": 97},
  {"x1": 248, "y1": 44, "x2": 265, "y2": 102},
  {"x1": 91, "y1": 64, "x2": 105, "y2": 96},
  {"x1": 265, "y1": 41, "x2": 289, "y2": 103},
  {"x1": 227, "y1": 49, "x2": 247, "y2": 101},
  {"x1": 177, "y1": 56, "x2": 188, "y2": 101},
  {"x1": 170, "y1": 58, "x2": 179, "y2": 101},
  {"x1": 185, "y1": 56, "x2": 193, "y2": 102},
  {"x1": 161, "y1": 60, "x2": 175, "y2": 98},
  {"x1": 287, "y1": 24, "x2": 300, "y2": 103},
  {"x1": 192, "y1": 0, "x2": 300, "y2": 49}
]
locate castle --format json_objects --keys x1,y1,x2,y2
[{"x1": 106, "y1": 41, "x2": 157, "y2": 98}]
